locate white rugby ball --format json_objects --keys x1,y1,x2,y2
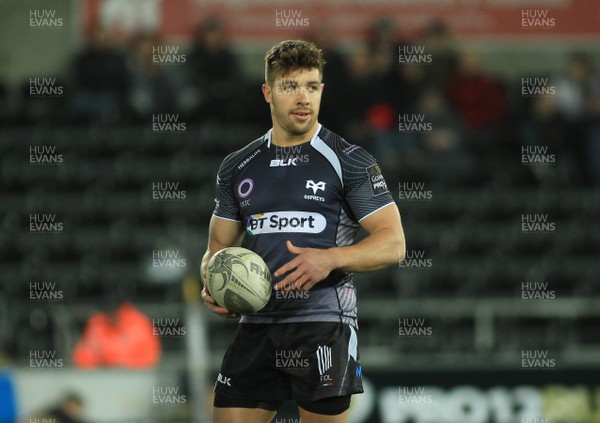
[{"x1": 206, "y1": 247, "x2": 272, "y2": 314}]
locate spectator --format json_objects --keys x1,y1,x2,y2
[
  {"x1": 338, "y1": 46, "x2": 388, "y2": 146},
  {"x1": 554, "y1": 52, "x2": 595, "y2": 122},
  {"x1": 387, "y1": 61, "x2": 431, "y2": 116},
  {"x1": 446, "y1": 50, "x2": 506, "y2": 133},
  {"x1": 554, "y1": 53, "x2": 596, "y2": 181},
  {"x1": 73, "y1": 297, "x2": 160, "y2": 368},
  {"x1": 518, "y1": 95, "x2": 572, "y2": 184},
  {"x1": 187, "y1": 16, "x2": 241, "y2": 122},
  {"x1": 307, "y1": 23, "x2": 350, "y2": 133},
  {"x1": 420, "y1": 20, "x2": 459, "y2": 87},
  {"x1": 71, "y1": 25, "x2": 129, "y2": 123},
  {"x1": 366, "y1": 17, "x2": 400, "y2": 77},
  {"x1": 127, "y1": 32, "x2": 181, "y2": 119}
]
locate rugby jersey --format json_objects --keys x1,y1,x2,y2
[{"x1": 212, "y1": 124, "x2": 394, "y2": 327}]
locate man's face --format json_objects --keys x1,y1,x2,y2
[{"x1": 262, "y1": 68, "x2": 324, "y2": 138}]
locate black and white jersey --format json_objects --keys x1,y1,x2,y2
[{"x1": 212, "y1": 124, "x2": 395, "y2": 327}]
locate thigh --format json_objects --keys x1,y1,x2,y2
[
  {"x1": 213, "y1": 406, "x2": 277, "y2": 423},
  {"x1": 298, "y1": 405, "x2": 349, "y2": 423},
  {"x1": 297, "y1": 395, "x2": 352, "y2": 422}
]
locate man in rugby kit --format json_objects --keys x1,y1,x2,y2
[{"x1": 201, "y1": 40, "x2": 405, "y2": 423}]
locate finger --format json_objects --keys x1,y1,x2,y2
[
  {"x1": 292, "y1": 274, "x2": 311, "y2": 291},
  {"x1": 207, "y1": 302, "x2": 238, "y2": 318},
  {"x1": 201, "y1": 287, "x2": 217, "y2": 304},
  {"x1": 275, "y1": 269, "x2": 304, "y2": 291},
  {"x1": 202, "y1": 288, "x2": 238, "y2": 317},
  {"x1": 218, "y1": 308, "x2": 239, "y2": 318},
  {"x1": 286, "y1": 240, "x2": 304, "y2": 254},
  {"x1": 299, "y1": 277, "x2": 316, "y2": 291},
  {"x1": 274, "y1": 256, "x2": 301, "y2": 278}
]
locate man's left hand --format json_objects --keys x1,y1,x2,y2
[{"x1": 273, "y1": 240, "x2": 335, "y2": 291}]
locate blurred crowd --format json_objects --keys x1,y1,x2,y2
[{"x1": 2, "y1": 17, "x2": 600, "y2": 186}]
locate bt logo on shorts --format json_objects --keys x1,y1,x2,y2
[
  {"x1": 216, "y1": 373, "x2": 232, "y2": 387},
  {"x1": 245, "y1": 211, "x2": 326, "y2": 235}
]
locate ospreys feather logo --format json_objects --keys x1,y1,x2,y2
[{"x1": 306, "y1": 180, "x2": 326, "y2": 194}]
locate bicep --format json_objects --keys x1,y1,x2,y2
[
  {"x1": 208, "y1": 215, "x2": 244, "y2": 251},
  {"x1": 359, "y1": 202, "x2": 403, "y2": 235}
]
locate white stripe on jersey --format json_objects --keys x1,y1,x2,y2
[{"x1": 311, "y1": 136, "x2": 343, "y2": 187}]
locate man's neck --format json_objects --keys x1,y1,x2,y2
[{"x1": 270, "y1": 122, "x2": 320, "y2": 147}]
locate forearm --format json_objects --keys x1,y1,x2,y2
[
  {"x1": 329, "y1": 227, "x2": 405, "y2": 273},
  {"x1": 200, "y1": 216, "x2": 243, "y2": 284}
]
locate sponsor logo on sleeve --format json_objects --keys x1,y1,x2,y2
[{"x1": 366, "y1": 164, "x2": 389, "y2": 196}]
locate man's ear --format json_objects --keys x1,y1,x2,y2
[{"x1": 262, "y1": 83, "x2": 271, "y2": 103}]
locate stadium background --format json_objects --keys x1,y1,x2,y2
[{"x1": 1, "y1": 0, "x2": 599, "y2": 422}]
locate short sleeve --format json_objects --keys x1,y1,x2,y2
[
  {"x1": 341, "y1": 146, "x2": 395, "y2": 222},
  {"x1": 212, "y1": 157, "x2": 241, "y2": 221}
]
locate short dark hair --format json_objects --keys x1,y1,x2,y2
[{"x1": 264, "y1": 40, "x2": 326, "y2": 86}]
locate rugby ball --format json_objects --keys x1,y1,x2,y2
[{"x1": 206, "y1": 247, "x2": 272, "y2": 314}]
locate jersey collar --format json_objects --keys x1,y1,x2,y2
[{"x1": 265, "y1": 124, "x2": 322, "y2": 148}]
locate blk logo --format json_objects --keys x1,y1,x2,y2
[{"x1": 306, "y1": 180, "x2": 326, "y2": 194}]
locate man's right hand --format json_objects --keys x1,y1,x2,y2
[{"x1": 201, "y1": 286, "x2": 239, "y2": 318}]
